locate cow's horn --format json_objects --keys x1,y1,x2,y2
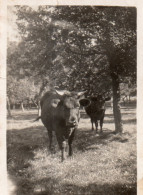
[
  {"x1": 55, "y1": 90, "x2": 66, "y2": 96},
  {"x1": 77, "y1": 91, "x2": 86, "y2": 97}
]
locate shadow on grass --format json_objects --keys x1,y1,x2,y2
[
  {"x1": 81, "y1": 111, "x2": 136, "y2": 125},
  {"x1": 121, "y1": 104, "x2": 136, "y2": 109},
  {"x1": 104, "y1": 118, "x2": 136, "y2": 124},
  {"x1": 60, "y1": 182, "x2": 136, "y2": 195},
  {"x1": 7, "y1": 126, "x2": 119, "y2": 173},
  {"x1": 7, "y1": 122, "x2": 132, "y2": 177},
  {"x1": 7, "y1": 125, "x2": 51, "y2": 195},
  {"x1": 9, "y1": 176, "x2": 136, "y2": 195},
  {"x1": 7, "y1": 126, "x2": 47, "y2": 176},
  {"x1": 74, "y1": 128, "x2": 130, "y2": 153},
  {"x1": 8, "y1": 165, "x2": 136, "y2": 195},
  {"x1": 7, "y1": 109, "x2": 136, "y2": 195},
  {"x1": 13, "y1": 112, "x2": 38, "y2": 121}
]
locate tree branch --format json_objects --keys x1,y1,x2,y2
[{"x1": 65, "y1": 45, "x2": 106, "y2": 56}]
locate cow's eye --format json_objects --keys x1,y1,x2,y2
[{"x1": 63, "y1": 106, "x2": 68, "y2": 110}]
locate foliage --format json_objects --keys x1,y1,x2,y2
[
  {"x1": 12, "y1": 6, "x2": 136, "y2": 95},
  {"x1": 7, "y1": 76, "x2": 38, "y2": 103},
  {"x1": 7, "y1": 6, "x2": 136, "y2": 131},
  {"x1": 52, "y1": 6, "x2": 136, "y2": 79},
  {"x1": 120, "y1": 77, "x2": 136, "y2": 97}
]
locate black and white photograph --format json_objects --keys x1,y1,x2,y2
[{"x1": 1, "y1": 1, "x2": 143, "y2": 194}]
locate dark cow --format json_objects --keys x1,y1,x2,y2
[
  {"x1": 85, "y1": 94, "x2": 111, "y2": 133},
  {"x1": 37, "y1": 90, "x2": 90, "y2": 161}
]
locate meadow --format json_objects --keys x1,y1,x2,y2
[{"x1": 7, "y1": 105, "x2": 136, "y2": 195}]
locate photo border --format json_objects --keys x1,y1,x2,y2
[{"x1": 0, "y1": 0, "x2": 142, "y2": 194}]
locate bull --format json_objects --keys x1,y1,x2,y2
[
  {"x1": 36, "y1": 90, "x2": 90, "y2": 161},
  {"x1": 85, "y1": 94, "x2": 111, "y2": 133}
]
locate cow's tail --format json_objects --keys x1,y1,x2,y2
[{"x1": 33, "y1": 116, "x2": 41, "y2": 122}]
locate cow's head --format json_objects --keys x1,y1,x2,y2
[
  {"x1": 89, "y1": 95, "x2": 111, "y2": 110},
  {"x1": 55, "y1": 90, "x2": 90, "y2": 133}
]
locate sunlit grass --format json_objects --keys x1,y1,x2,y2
[{"x1": 7, "y1": 107, "x2": 136, "y2": 195}]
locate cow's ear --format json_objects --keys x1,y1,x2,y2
[
  {"x1": 79, "y1": 99, "x2": 90, "y2": 107},
  {"x1": 51, "y1": 99, "x2": 61, "y2": 108},
  {"x1": 105, "y1": 97, "x2": 111, "y2": 101}
]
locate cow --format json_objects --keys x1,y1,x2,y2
[
  {"x1": 85, "y1": 94, "x2": 111, "y2": 133},
  {"x1": 36, "y1": 90, "x2": 90, "y2": 161}
]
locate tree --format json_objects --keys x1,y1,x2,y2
[
  {"x1": 52, "y1": 6, "x2": 136, "y2": 133},
  {"x1": 7, "y1": 96, "x2": 12, "y2": 117},
  {"x1": 13, "y1": 6, "x2": 111, "y2": 94},
  {"x1": 7, "y1": 75, "x2": 39, "y2": 110},
  {"x1": 12, "y1": 6, "x2": 136, "y2": 132},
  {"x1": 14, "y1": 6, "x2": 66, "y2": 86}
]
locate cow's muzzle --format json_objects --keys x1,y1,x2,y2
[{"x1": 66, "y1": 120, "x2": 78, "y2": 127}]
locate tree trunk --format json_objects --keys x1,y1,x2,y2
[
  {"x1": 31, "y1": 99, "x2": 38, "y2": 108},
  {"x1": 128, "y1": 95, "x2": 131, "y2": 103},
  {"x1": 13, "y1": 104, "x2": 15, "y2": 110},
  {"x1": 7, "y1": 97, "x2": 12, "y2": 117},
  {"x1": 20, "y1": 102, "x2": 25, "y2": 111},
  {"x1": 111, "y1": 73, "x2": 123, "y2": 133},
  {"x1": 36, "y1": 81, "x2": 48, "y2": 116},
  {"x1": 37, "y1": 100, "x2": 41, "y2": 117}
]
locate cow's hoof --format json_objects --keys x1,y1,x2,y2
[
  {"x1": 49, "y1": 147, "x2": 53, "y2": 151},
  {"x1": 68, "y1": 155, "x2": 73, "y2": 160},
  {"x1": 61, "y1": 158, "x2": 65, "y2": 162}
]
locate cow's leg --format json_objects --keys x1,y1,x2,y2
[
  {"x1": 100, "y1": 111, "x2": 105, "y2": 133},
  {"x1": 68, "y1": 130, "x2": 75, "y2": 157},
  {"x1": 47, "y1": 130, "x2": 53, "y2": 150},
  {"x1": 56, "y1": 138, "x2": 66, "y2": 162},
  {"x1": 95, "y1": 120, "x2": 98, "y2": 133},
  {"x1": 55, "y1": 131, "x2": 66, "y2": 162},
  {"x1": 91, "y1": 119, "x2": 94, "y2": 131},
  {"x1": 100, "y1": 117, "x2": 104, "y2": 133},
  {"x1": 61, "y1": 140, "x2": 67, "y2": 162}
]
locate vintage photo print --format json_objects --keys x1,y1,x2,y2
[{"x1": 0, "y1": 0, "x2": 143, "y2": 194}]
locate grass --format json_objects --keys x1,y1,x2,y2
[{"x1": 7, "y1": 107, "x2": 136, "y2": 195}]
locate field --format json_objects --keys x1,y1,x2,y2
[{"x1": 7, "y1": 106, "x2": 136, "y2": 195}]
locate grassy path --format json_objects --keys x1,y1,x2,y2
[{"x1": 7, "y1": 107, "x2": 136, "y2": 195}]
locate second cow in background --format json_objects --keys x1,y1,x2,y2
[{"x1": 84, "y1": 94, "x2": 111, "y2": 133}]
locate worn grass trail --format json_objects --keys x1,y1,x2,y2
[{"x1": 7, "y1": 107, "x2": 136, "y2": 195}]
